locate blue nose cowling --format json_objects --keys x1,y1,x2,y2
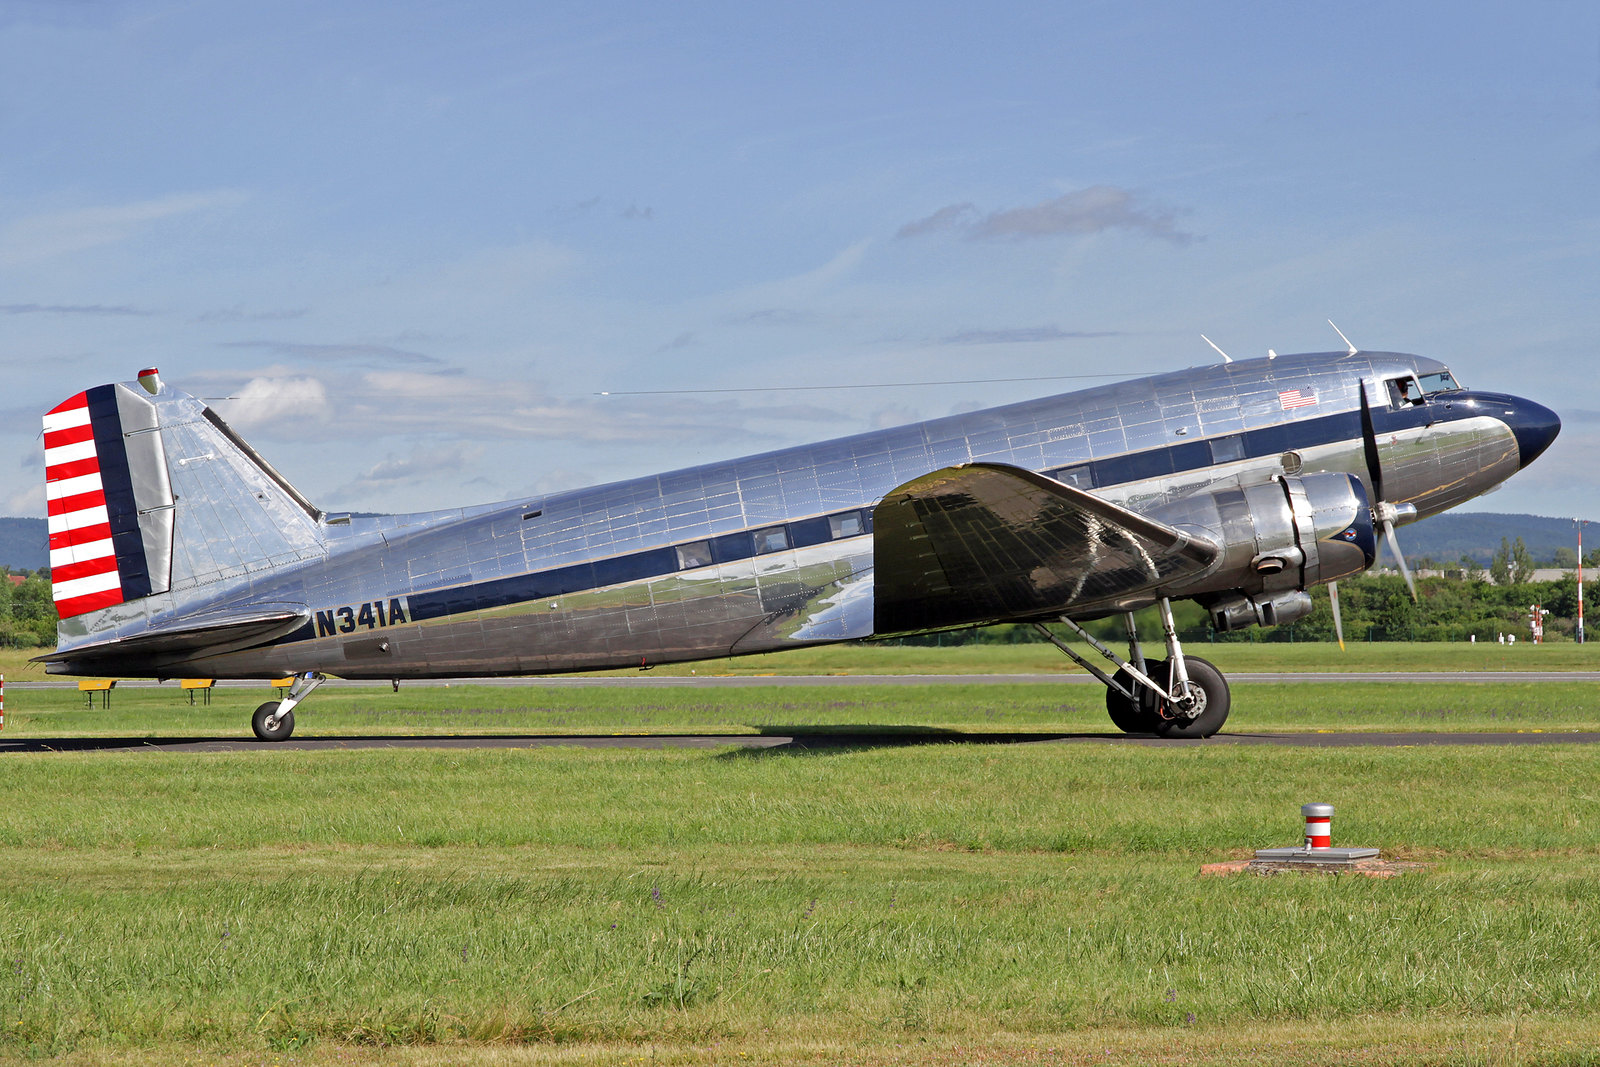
[{"x1": 1507, "y1": 398, "x2": 1561, "y2": 469}]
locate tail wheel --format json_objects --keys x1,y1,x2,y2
[
  {"x1": 1105, "y1": 664, "x2": 1165, "y2": 734},
  {"x1": 1155, "y1": 655, "x2": 1231, "y2": 739},
  {"x1": 251, "y1": 701, "x2": 295, "y2": 742}
]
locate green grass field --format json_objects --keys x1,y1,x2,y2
[
  {"x1": 5, "y1": 643, "x2": 1600, "y2": 1064},
  {"x1": 6, "y1": 677, "x2": 1600, "y2": 738},
  {"x1": 5, "y1": 636, "x2": 1600, "y2": 685},
  {"x1": 626, "y1": 637, "x2": 1600, "y2": 677},
  {"x1": 3, "y1": 742, "x2": 1600, "y2": 1065}
]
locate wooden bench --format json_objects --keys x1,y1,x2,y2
[
  {"x1": 180, "y1": 679, "x2": 215, "y2": 706},
  {"x1": 78, "y1": 679, "x2": 116, "y2": 708}
]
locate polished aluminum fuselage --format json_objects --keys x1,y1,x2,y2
[{"x1": 51, "y1": 350, "x2": 1534, "y2": 679}]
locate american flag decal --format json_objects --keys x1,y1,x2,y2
[
  {"x1": 1278, "y1": 388, "x2": 1317, "y2": 410},
  {"x1": 44, "y1": 387, "x2": 151, "y2": 618}
]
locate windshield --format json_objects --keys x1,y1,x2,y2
[{"x1": 1417, "y1": 370, "x2": 1461, "y2": 394}]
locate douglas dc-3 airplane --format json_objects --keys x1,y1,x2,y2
[{"x1": 38, "y1": 342, "x2": 1559, "y2": 741}]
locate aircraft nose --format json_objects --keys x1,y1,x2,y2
[{"x1": 1505, "y1": 396, "x2": 1561, "y2": 469}]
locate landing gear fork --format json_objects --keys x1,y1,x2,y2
[{"x1": 251, "y1": 671, "x2": 324, "y2": 742}]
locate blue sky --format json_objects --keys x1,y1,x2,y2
[{"x1": 2, "y1": 0, "x2": 1595, "y2": 522}]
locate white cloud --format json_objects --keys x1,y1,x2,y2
[
  {"x1": 219, "y1": 340, "x2": 441, "y2": 365},
  {"x1": 898, "y1": 186, "x2": 1194, "y2": 245},
  {"x1": 896, "y1": 203, "x2": 978, "y2": 239},
  {"x1": 334, "y1": 442, "x2": 486, "y2": 502},
  {"x1": 5, "y1": 483, "x2": 43, "y2": 516},
  {"x1": 198, "y1": 367, "x2": 847, "y2": 447},
  {"x1": 938, "y1": 326, "x2": 1121, "y2": 345},
  {"x1": 211, "y1": 375, "x2": 332, "y2": 431},
  {"x1": 0, "y1": 190, "x2": 248, "y2": 267},
  {"x1": 869, "y1": 404, "x2": 922, "y2": 430}
]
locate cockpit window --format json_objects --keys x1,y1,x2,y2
[
  {"x1": 1387, "y1": 375, "x2": 1426, "y2": 408},
  {"x1": 1417, "y1": 370, "x2": 1461, "y2": 394}
]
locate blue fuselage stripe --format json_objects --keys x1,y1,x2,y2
[{"x1": 394, "y1": 405, "x2": 1390, "y2": 629}]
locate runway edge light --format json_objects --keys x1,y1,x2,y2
[
  {"x1": 1303, "y1": 801, "x2": 1333, "y2": 847},
  {"x1": 1252, "y1": 801, "x2": 1379, "y2": 868}
]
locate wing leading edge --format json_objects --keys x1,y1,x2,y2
[{"x1": 872, "y1": 463, "x2": 1219, "y2": 634}]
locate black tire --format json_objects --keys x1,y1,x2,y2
[
  {"x1": 1155, "y1": 656, "x2": 1230, "y2": 739},
  {"x1": 1105, "y1": 663, "x2": 1165, "y2": 734},
  {"x1": 251, "y1": 701, "x2": 295, "y2": 742}
]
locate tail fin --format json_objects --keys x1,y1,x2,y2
[
  {"x1": 45, "y1": 370, "x2": 325, "y2": 633},
  {"x1": 45, "y1": 381, "x2": 176, "y2": 617}
]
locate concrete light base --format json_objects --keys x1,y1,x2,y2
[{"x1": 1250, "y1": 846, "x2": 1380, "y2": 873}]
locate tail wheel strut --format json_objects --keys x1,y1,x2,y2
[{"x1": 250, "y1": 672, "x2": 324, "y2": 742}]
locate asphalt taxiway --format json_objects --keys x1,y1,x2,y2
[{"x1": 9, "y1": 671, "x2": 1600, "y2": 690}]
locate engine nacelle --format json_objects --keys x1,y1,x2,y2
[{"x1": 1149, "y1": 472, "x2": 1377, "y2": 605}]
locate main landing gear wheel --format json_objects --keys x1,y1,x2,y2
[
  {"x1": 1105, "y1": 667, "x2": 1163, "y2": 734},
  {"x1": 252, "y1": 701, "x2": 295, "y2": 742},
  {"x1": 1105, "y1": 657, "x2": 1231, "y2": 737},
  {"x1": 1154, "y1": 655, "x2": 1230, "y2": 739},
  {"x1": 1038, "y1": 603, "x2": 1234, "y2": 740}
]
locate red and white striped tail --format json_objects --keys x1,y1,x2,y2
[{"x1": 45, "y1": 391, "x2": 125, "y2": 617}]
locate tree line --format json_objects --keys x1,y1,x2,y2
[
  {"x1": 0, "y1": 570, "x2": 60, "y2": 649},
  {"x1": 8, "y1": 539, "x2": 1595, "y2": 650},
  {"x1": 889, "y1": 551, "x2": 1598, "y2": 647}
]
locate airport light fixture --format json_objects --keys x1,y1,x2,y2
[{"x1": 1578, "y1": 519, "x2": 1588, "y2": 644}]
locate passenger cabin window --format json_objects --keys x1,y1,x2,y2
[
  {"x1": 1386, "y1": 375, "x2": 1426, "y2": 409},
  {"x1": 676, "y1": 541, "x2": 713, "y2": 569},
  {"x1": 829, "y1": 512, "x2": 864, "y2": 539},
  {"x1": 754, "y1": 526, "x2": 790, "y2": 554},
  {"x1": 1052, "y1": 465, "x2": 1094, "y2": 489},
  {"x1": 1208, "y1": 435, "x2": 1246, "y2": 464}
]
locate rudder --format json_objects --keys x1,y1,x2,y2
[{"x1": 45, "y1": 379, "x2": 175, "y2": 618}]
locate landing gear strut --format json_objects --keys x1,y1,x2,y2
[
  {"x1": 251, "y1": 672, "x2": 324, "y2": 741},
  {"x1": 1033, "y1": 599, "x2": 1231, "y2": 738}
]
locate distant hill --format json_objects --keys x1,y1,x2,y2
[
  {"x1": 0, "y1": 517, "x2": 45, "y2": 572},
  {"x1": 1398, "y1": 512, "x2": 1582, "y2": 566},
  {"x1": 0, "y1": 510, "x2": 1578, "y2": 574}
]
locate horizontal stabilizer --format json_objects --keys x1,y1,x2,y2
[
  {"x1": 873, "y1": 462, "x2": 1218, "y2": 634},
  {"x1": 35, "y1": 606, "x2": 308, "y2": 668}
]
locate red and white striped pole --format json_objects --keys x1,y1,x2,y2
[
  {"x1": 1577, "y1": 519, "x2": 1586, "y2": 645},
  {"x1": 1302, "y1": 802, "x2": 1333, "y2": 849}
]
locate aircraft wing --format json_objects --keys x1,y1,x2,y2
[{"x1": 872, "y1": 462, "x2": 1219, "y2": 634}]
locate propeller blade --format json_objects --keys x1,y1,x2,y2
[
  {"x1": 1382, "y1": 517, "x2": 1418, "y2": 601},
  {"x1": 1359, "y1": 382, "x2": 1416, "y2": 602},
  {"x1": 1358, "y1": 385, "x2": 1384, "y2": 502},
  {"x1": 1328, "y1": 580, "x2": 1345, "y2": 651}
]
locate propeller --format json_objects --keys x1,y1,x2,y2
[
  {"x1": 1317, "y1": 325, "x2": 1414, "y2": 648},
  {"x1": 1357, "y1": 383, "x2": 1418, "y2": 602},
  {"x1": 1323, "y1": 379, "x2": 1420, "y2": 652},
  {"x1": 1328, "y1": 580, "x2": 1345, "y2": 651}
]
